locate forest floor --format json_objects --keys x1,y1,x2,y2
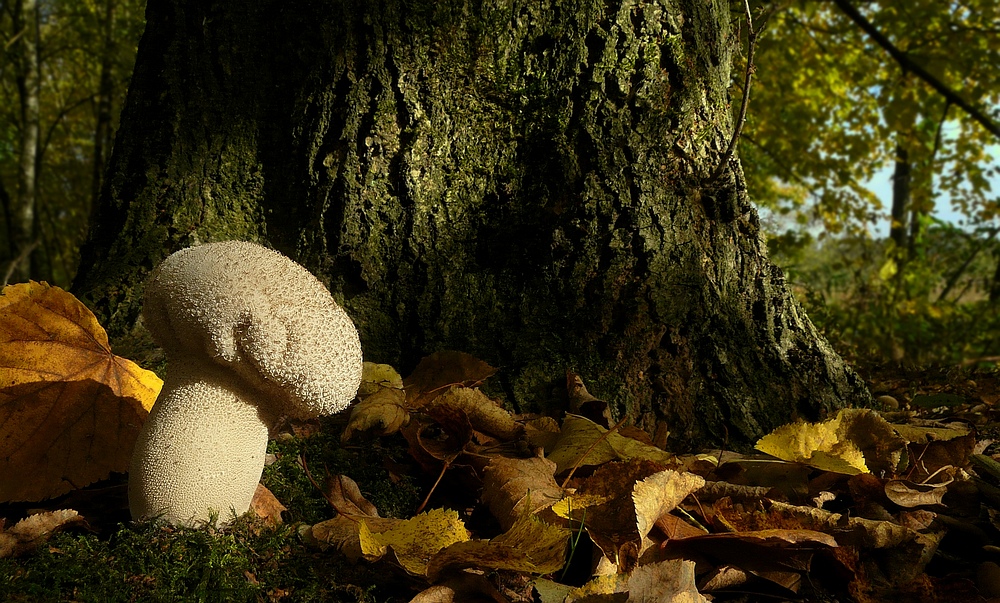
[{"x1": 3, "y1": 352, "x2": 1000, "y2": 603}]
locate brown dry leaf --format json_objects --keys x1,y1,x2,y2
[
  {"x1": 766, "y1": 500, "x2": 942, "y2": 584},
  {"x1": 325, "y1": 474, "x2": 380, "y2": 517},
  {"x1": 304, "y1": 514, "x2": 400, "y2": 561},
  {"x1": 250, "y1": 483, "x2": 287, "y2": 525},
  {"x1": 409, "y1": 574, "x2": 506, "y2": 603},
  {"x1": 662, "y1": 528, "x2": 837, "y2": 581},
  {"x1": 547, "y1": 414, "x2": 675, "y2": 474},
  {"x1": 0, "y1": 282, "x2": 163, "y2": 502},
  {"x1": 884, "y1": 479, "x2": 948, "y2": 508},
  {"x1": 342, "y1": 387, "x2": 409, "y2": 442},
  {"x1": 627, "y1": 559, "x2": 708, "y2": 603},
  {"x1": 402, "y1": 407, "x2": 473, "y2": 472},
  {"x1": 426, "y1": 515, "x2": 571, "y2": 581},
  {"x1": 0, "y1": 509, "x2": 84, "y2": 558},
  {"x1": 404, "y1": 351, "x2": 497, "y2": 409},
  {"x1": 427, "y1": 386, "x2": 522, "y2": 440},
  {"x1": 566, "y1": 370, "x2": 611, "y2": 427},
  {"x1": 481, "y1": 455, "x2": 564, "y2": 530},
  {"x1": 568, "y1": 460, "x2": 666, "y2": 567}
]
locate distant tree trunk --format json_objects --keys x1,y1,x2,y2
[
  {"x1": 889, "y1": 143, "x2": 910, "y2": 253},
  {"x1": 7, "y1": 0, "x2": 40, "y2": 283},
  {"x1": 90, "y1": 0, "x2": 117, "y2": 212},
  {"x1": 75, "y1": 0, "x2": 870, "y2": 449}
]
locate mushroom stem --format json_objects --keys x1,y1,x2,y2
[{"x1": 128, "y1": 361, "x2": 271, "y2": 525}]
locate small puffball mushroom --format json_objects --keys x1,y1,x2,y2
[{"x1": 129, "y1": 241, "x2": 363, "y2": 525}]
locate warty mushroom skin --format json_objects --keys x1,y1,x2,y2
[{"x1": 129, "y1": 241, "x2": 363, "y2": 525}]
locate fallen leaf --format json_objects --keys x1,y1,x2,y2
[
  {"x1": 358, "y1": 362, "x2": 404, "y2": 396},
  {"x1": 633, "y1": 470, "x2": 705, "y2": 542},
  {"x1": 884, "y1": 479, "x2": 948, "y2": 508},
  {"x1": 426, "y1": 515, "x2": 571, "y2": 581},
  {"x1": 481, "y1": 455, "x2": 563, "y2": 530},
  {"x1": 627, "y1": 558, "x2": 708, "y2": 602},
  {"x1": 0, "y1": 282, "x2": 163, "y2": 502},
  {"x1": 359, "y1": 508, "x2": 469, "y2": 576},
  {"x1": 566, "y1": 370, "x2": 611, "y2": 427},
  {"x1": 0, "y1": 509, "x2": 84, "y2": 558},
  {"x1": 755, "y1": 409, "x2": 906, "y2": 476},
  {"x1": 342, "y1": 387, "x2": 409, "y2": 441},
  {"x1": 547, "y1": 414, "x2": 675, "y2": 474},
  {"x1": 404, "y1": 351, "x2": 497, "y2": 409},
  {"x1": 250, "y1": 483, "x2": 286, "y2": 525},
  {"x1": 427, "y1": 386, "x2": 522, "y2": 440},
  {"x1": 325, "y1": 474, "x2": 380, "y2": 517}
]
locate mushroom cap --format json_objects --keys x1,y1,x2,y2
[{"x1": 142, "y1": 240, "x2": 363, "y2": 421}]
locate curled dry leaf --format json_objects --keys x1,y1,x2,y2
[
  {"x1": 427, "y1": 386, "x2": 523, "y2": 441},
  {"x1": 481, "y1": 455, "x2": 564, "y2": 531},
  {"x1": 326, "y1": 474, "x2": 380, "y2": 517},
  {"x1": 0, "y1": 509, "x2": 84, "y2": 558},
  {"x1": 0, "y1": 282, "x2": 163, "y2": 502},
  {"x1": 884, "y1": 479, "x2": 948, "y2": 508}
]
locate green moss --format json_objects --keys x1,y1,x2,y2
[{"x1": 0, "y1": 421, "x2": 421, "y2": 602}]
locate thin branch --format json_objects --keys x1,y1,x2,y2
[
  {"x1": 831, "y1": 0, "x2": 1000, "y2": 141},
  {"x1": 707, "y1": 0, "x2": 760, "y2": 184}
]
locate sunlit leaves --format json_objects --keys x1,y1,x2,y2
[{"x1": 0, "y1": 281, "x2": 162, "y2": 501}]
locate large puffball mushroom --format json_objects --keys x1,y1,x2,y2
[{"x1": 129, "y1": 240, "x2": 363, "y2": 525}]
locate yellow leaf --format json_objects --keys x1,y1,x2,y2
[
  {"x1": 360, "y1": 508, "x2": 469, "y2": 576},
  {"x1": 0, "y1": 282, "x2": 163, "y2": 502},
  {"x1": 342, "y1": 386, "x2": 409, "y2": 441},
  {"x1": 755, "y1": 409, "x2": 869, "y2": 474},
  {"x1": 426, "y1": 515, "x2": 571, "y2": 581}
]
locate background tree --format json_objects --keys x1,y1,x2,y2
[
  {"x1": 72, "y1": 0, "x2": 870, "y2": 450},
  {"x1": 745, "y1": 0, "x2": 999, "y2": 239},
  {"x1": 0, "y1": 0, "x2": 144, "y2": 285}
]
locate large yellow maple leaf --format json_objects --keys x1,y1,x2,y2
[{"x1": 0, "y1": 281, "x2": 162, "y2": 502}]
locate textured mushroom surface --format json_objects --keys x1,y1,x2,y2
[{"x1": 130, "y1": 241, "x2": 363, "y2": 525}]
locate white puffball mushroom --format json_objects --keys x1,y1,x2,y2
[{"x1": 129, "y1": 240, "x2": 363, "y2": 525}]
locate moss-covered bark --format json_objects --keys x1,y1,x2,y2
[{"x1": 74, "y1": 0, "x2": 870, "y2": 449}]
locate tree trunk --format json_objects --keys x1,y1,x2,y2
[
  {"x1": 889, "y1": 143, "x2": 910, "y2": 253},
  {"x1": 90, "y1": 0, "x2": 117, "y2": 213},
  {"x1": 7, "y1": 0, "x2": 40, "y2": 284},
  {"x1": 74, "y1": 0, "x2": 870, "y2": 450}
]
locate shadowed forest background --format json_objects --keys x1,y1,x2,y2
[{"x1": 1, "y1": 0, "x2": 999, "y2": 370}]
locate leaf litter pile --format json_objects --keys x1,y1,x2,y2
[{"x1": 4, "y1": 284, "x2": 1000, "y2": 601}]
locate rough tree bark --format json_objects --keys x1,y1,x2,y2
[{"x1": 74, "y1": 0, "x2": 870, "y2": 449}]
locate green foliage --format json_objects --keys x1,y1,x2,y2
[
  {"x1": 0, "y1": 0, "x2": 144, "y2": 285},
  {"x1": 743, "y1": 0, "x2": 1000, "y2": 233},
  {"x1": 772, "y1": 221, "x2": 1000, "y2": 365}
]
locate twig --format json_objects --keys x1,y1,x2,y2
[
  {"x1": 707, "y1": 0, "x2": 761, "y2": 184},
  {"x1": 414, "y1": 459, "x2": 451, "y2": 514}
]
